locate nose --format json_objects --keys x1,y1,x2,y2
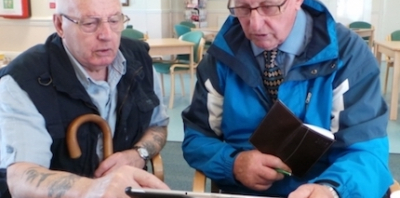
[
  {"x1": 248, "y1": 9, "x2": 264, "y2": 30},
  {"x1": 97, "y1": 21, "x2": 113, "y2": 39}
]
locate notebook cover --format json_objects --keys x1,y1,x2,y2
[{"x1": 249, "y1": 101, "x2": 335, "y2": 177}]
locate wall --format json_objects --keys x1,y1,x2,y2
[
  {"x1": 0, "y1": 0, "x2": 54, "y2": 57},
  {"x1": 1, "y1": 0, "x2": 400, "y2": 56}
]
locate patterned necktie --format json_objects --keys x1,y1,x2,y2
[{"x1": 263, "y1": 49, "x2": 283, "y2": 102}]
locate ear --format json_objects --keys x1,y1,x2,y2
[{"x1": 53, "y1": 14, "x2": 64, "y2": 38}]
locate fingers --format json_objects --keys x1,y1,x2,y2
[
  {"x1": 94, "y1": 155, "x2": 118, "y2": 178},
  {"x1": 288, "y1": 184, "x2": 314, "y2": 198},
  {"x1": 129, "y1": 168, "x2": 170, "y2": 190},
  {"x1": 288, "y1": 184, "x2": 333, "y2": 198}
]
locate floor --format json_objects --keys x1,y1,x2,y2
[{"x1": 161, "y1": 62, "x2": 400, "y2": 154}]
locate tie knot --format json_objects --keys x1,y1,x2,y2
[{"x1": 264, "y1": 49, "x2": 278, "y2": 67}]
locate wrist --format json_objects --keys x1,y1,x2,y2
[{"x1": 133, "y1": 146, "x2": 150, "y2": 162}]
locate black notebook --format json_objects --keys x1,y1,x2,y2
[{"x1": 249, "y1": 100, "x2": 335, "y2": 177}]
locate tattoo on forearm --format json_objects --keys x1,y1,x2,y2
[
  {"x1": 23, "y1": 167, "x2": 80, "y2": 198},
  {"x1": 152, "y1": 133, "x2": 164, "y2": 147},
  {"x1": 48, "y1": 174, "x2": 80, "y2": 198},
  {"x1": 142, "y1": 141, "x2": 158, "y2": 157},
  {"x1": 25, "y1": 169, "x2": 56, "y2": 187},
  {"x1": 150, "y1": 126, "x2": 165, "y2": 133}
]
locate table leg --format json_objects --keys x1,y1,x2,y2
[
  {"x1": 189, "y1": 46, "x2": 195, "y2": 100},
  {"x1": 390, "y1": 52, "x2": 400, "y2": 120}
]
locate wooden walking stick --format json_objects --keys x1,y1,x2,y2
[
  {"x1": 66, "y1": 114, "x2": 164, "y2": 181},
  {"x1": 66, "y1": 114, "x2": 113, "y2": 159}
]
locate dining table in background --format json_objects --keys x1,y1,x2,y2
[
  {"x1": 374, "y1": 40, "x2": 400, "y2": 120},
  {"x1": 352, "y1": 28, "x2": 375, "y2": 49},
  {"x1": 192, "y1": 26, "x2": 220, "y2": 42},
  {"x1": 145, "y1": 38, "x2": 195, "y2": 98}
]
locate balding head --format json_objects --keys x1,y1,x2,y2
[
  {"x1": 54, "y1": 0, "x2": 122, "y2": 17},
  {"x1": 52, "y1": 0, "x2": 125, "y2": 75},
  {"x1": 55, "y1": 0, "x2": 75, "y2": 15}
]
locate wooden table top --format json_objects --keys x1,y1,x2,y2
[
  {"x1": 374, "y1": 40, "x2": 400, "y2": 50},
  {"x1": 145, "y1": 38, "x2": 194, "y2": 47}
]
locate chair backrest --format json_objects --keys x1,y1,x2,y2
[
  {"x1": 180, "y1": 21, "x2": 196, "y2": 28},
  {"x1": 390, "y1": 30, "x2": 400, "y2": 41},
  {"x1": 121, "y1": 25, "x2": 148, "y2": 40},
  {"x1": 179, "y1": 31, "x2": 205, "y2": 64},
  {"x1": 349, "y1": 21, "x2": 374, "y2": 44},
  {"x1": 174, "y1": 24, "x2": 192, "y2": 38},
  {"x1": 348, "y1": 21, "x2": 372, "y2": 29}
]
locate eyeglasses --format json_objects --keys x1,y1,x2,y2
[
  {"x1": 227, "y1": 0, "x2": 288, "y2": 17},
  {"x1": 61, "y1": 14, "x2": 130, "y2": 33}
]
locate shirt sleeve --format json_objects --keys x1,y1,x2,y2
[
  {"x1": 0, "y1": 75, "x2": 52, "y2": 168},
  {"x1": 149, "y1": 68, "x2": 169, "y2": 127}
]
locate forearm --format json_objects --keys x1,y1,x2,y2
[
  {"x1": 134, "y1": 126, "x2": 167, "y2": 157},
  {"x1": 7, "y1": 162, "x2": 91, "y2": 198}
]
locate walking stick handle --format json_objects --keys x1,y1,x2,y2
[{"x1": 66, "y1": 114, "x2": 113, "y2": 159}]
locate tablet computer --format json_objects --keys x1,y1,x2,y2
[{"x1": 125, "y1": 187, "x2": 279, "y2": 198}]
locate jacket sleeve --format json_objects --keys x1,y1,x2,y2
[
  {"x1": 310, "y1": 27, "x2": 393, "y2": 198},
  {"x1": 182, "y1": 54, "x2": 240, "y2": 186}
]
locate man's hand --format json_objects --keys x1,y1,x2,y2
[
  {"x1": 85, "y1": 165, "x2": 169, "y2": 198},
  {"x1": 8, "y1": 162, "x2": 169, "y2": 198},
  {"x1": 288, "y1": 184, "x2": 335, "y2": 198},
  {"x1": 233, "y1": 150, "x2": 290, "y2": 191},
  {"x1": 94, "y1": 149, "x2": 145, "y2": 177}
]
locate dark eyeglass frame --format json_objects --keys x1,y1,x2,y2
[
  {"x1": 227, "y1": 0, "x2": 288, "y2": 17},
  {"x1": 60, "y1": 13, "x2": 130, "y2": 33}
]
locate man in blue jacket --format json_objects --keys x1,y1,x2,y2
[{"x1": 182, "y1": 0, "x2": 392, "y2": 197}]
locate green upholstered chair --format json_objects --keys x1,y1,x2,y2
[
  {"x1": 153, "y1": 31, "x2": 205, "y2": 108},
  {"x1": 180, "y1": 21, "x2": 196, "y2": 28},
  {"x1": 174, "y1": 24, "x2": 192, "y2": 38},
  {"x1": 383, "y1": 30, "x2": 400, "y2": 94},
  {"x1": 121, "y1": 25, "x2": 148, "y2": 41},
  {"x1": 348, "y1": 21, "x2": 374, "y2": 47}
]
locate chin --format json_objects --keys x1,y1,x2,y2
[{"x1": 255, "y1": 42, "x2": 278, "y2": 51}]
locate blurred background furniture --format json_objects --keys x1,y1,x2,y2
[
  {"x1": 153, "y1": 31, "x2": 205, "y2": 109},
  {"x1": 374, "y1": 40, "x2": 400, "y2": 120},
  {"x1": 383, "y1": 30, "x2": 400, "y2": 94},
  {"x1": 121, "y1": 25, "x2": 148, "y2": 41},
  {"x1": 174, "y1": 24, "x2": 192, "y2": 38},
  {"x1": 180, "y1": 21, "x2": 196, "y2": 28},
  {"x1": 349, "y1": 21, "x2": 374, "y2": 48}
]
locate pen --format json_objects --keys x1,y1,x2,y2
[{"x1": 275, "y1": 168, "x2": 292, "y2": 176}]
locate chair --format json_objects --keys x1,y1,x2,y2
[
  {"x1": 150, "y1": 153, "x2": 164, "y2": 181},
  {"x1": 193, "y1": 170, "x2": 400, "y2": 196},
  {"x1": 180, "y1": 21, "x2": 197, "y2": 28},
  {"x1": 174, "y1": 24, "x2": 192, "y2": 38},
  {"x1": 121, "y1": 25, "x2": 148, "y2": 41},
  {"x1": 348, "y1": 21, "x2": 374, "y2": 48},
  {"x1": 383, "y1": 30, "x2": 400, "y2": 94},
  {"x1": 153, "y1": 31, "x2": 205, "y2": 109}
]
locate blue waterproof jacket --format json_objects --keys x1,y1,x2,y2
[{"x1": 182, "y1": 0, "x2": 392, "y2": 197}]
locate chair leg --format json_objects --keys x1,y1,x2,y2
[
  {"x1": 160, "y1": 74, "x2": 165, "y2": 97},
  {"x1": 179, "y1": 74, "x2": 185, "y2": 96},
  {"x1": 169, "y1": 72, "x2": 175, "y2": 109},
  {"x1": 384, "y1": 64, "x2": 391, "y2": 95}
]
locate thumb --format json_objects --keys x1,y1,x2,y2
[{"x1": 288, "y1": 184, "x2": 313, "y2": 198}]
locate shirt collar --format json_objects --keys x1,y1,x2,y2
[
  {"x1": 252, "y1": 8, "x2": 308, "y2": 56},
  {"x1": 64, "y1": 47, "x2": 127, "y2": 88}
]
